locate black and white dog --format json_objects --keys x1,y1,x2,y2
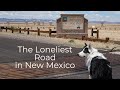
[{"x1": 78, "y1": 43, "x2": 112, "y2": 79}]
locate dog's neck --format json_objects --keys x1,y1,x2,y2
[{"x1": 85, "y1": 47, "x2": 107, "y2": 71}]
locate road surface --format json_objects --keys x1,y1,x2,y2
[{"x1": 0, "y1": 35, "x2": 120, "y2": 79}]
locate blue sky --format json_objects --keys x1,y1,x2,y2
[{"x1": 0, "y1": 11, "x2": 120, "y2": 22}]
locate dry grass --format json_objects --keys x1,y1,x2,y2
[
  {"x1": 1, "y1": 31, "x2": 120, "y2": 50},
  {"x1": 1, "y1": 23, "x2": 120, "y2": 41},
  {"x1": 1, "y1": 23, "x2": 120, "y2": 50},
  {"x1": 88, "y1": 24, "x2": 120, "y2": 41},
  {"x1": 88, "y1": 29, "x2": 120, "y2": 41},
  {"x1": 0, "y1": 22, "x2": 56, "y2": 31}
]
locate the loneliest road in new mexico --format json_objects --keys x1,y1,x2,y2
[
  {"x1": 0, "y1": 35, "x2": 80, "y2": 63},
  {"x1": 0, "y1": 34, "x2": 120, "y2": 79}
]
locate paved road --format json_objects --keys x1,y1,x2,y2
[
  {"x1": 0, "y1": 35, "x2": 80, "y2": 63},
  {"x1": 38, "y1": 65, "x2": 120, "y2": 79},
  {"x1": 0, "y1": 35, "x2": 86, "y2": 78},
  {"x1": 0, "y1": 35, "x2": 120, "y2": 79}
]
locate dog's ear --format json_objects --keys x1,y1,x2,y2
[{"x1": 85, "y1": 43, "x2": 87, "y2": 46}]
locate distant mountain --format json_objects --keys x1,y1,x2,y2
[
  {"x1": 89, "y1": 21, "x2": 120, "y2": 24},
  {"x1": 0, "y1": 18, "x2": 56, "y2": 22},
  {"x1": 0, "y1": 18, "x2": 120, "y2": 24}
]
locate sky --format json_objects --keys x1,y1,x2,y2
[{"x1": 0, "y1": 11, "x2": 120, "y2": 22}]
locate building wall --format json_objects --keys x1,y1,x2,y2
[{"x1": 84, "y1": 18, "x2": 88, "y2": 35}]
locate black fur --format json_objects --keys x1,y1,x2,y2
[
  {"x1": 82, "y1": 45, "x2": 90, "y2": 53},
  {"x1": 90, "y1": 56, "x2": 112, "y2": 79},
  {"x1": 83, "y1": 48, "x2": 90, "y2": 53}
]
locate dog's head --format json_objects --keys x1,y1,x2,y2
[{"x1": 77, "y1": 43, "x2": 98, "y2": 57}]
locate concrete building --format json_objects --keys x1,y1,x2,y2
[{"x1": 57, "y1": 14, "x2": 88, "y2": 39}]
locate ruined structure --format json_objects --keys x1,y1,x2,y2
[{"x1": 57, "y1": 14, "x2": 88, "y2": 39}]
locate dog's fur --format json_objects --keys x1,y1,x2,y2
[{"x1": 78, "y1": 43, "x2": 112, "y2": 79}]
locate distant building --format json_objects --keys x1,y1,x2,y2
[{"x1": 57, "y1": 14, "x2": 88, "y2": 39}]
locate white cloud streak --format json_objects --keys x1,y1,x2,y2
[{"x1": 0, "y1": 11, "x2": 120, "y2": 22}]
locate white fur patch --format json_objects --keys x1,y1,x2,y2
[
  {"x1": 78, "y1": 44, "x2": 107, "y2": 72},
  {"x1": 78, "y1": 51, "x2": 87, "y2": 57},
  {"x1": 110, "y1": 51, "x2": 120, "y2": 55}
]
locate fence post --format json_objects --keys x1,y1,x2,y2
[
  {"x1": 91, "y1": 28, "x2": 93, "y2": 36},
  {"x1": 97, "y1": 30, "x2": 99, "y2": 39},
  {"x1": 0, "y1": 27, "x2": 1, "y2": 32},
  {"x1": 49, "y1": 29, "x2": 52, "y2": 37},
  {"x1": 27, "y1": 28, "x2": 29, "y2": 35},
  {"x1": 82, "y1": 36, "x2": 85, "y2": 40},
  {"x1": 19, "y1": 28, "x2": 21, "y2": 33},
  {"x1": 24, "y1": 27, "x2": 26, "y2": 32},
  {"x1": 38, "y1": 28, "x2": 40, "y2": 36},
  {"x1": 12, "y1": 28, "x2": 14, "y2": 33},
  {"x1": 6, "y1": 27, "x2": 7, "y2": 32}
]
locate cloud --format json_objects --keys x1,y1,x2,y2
[
  {"x1": 108, "y1": 11, "x2": 120, "y2": 14},
  {"x1": 0, "y1": 11, "x2": 8, "y2": 15},
  {"x1": 89, "y1": 11, "x2": 100, "y2": 13},
  {"x1": 106, "y1": 16, "x2": 110, "y2": 18},
  {"x1": 0, "y1": 11, "x2": 120, "y2": 22},
  {"x1": 85, "y1": 13, "x2": 104, "y2": 21}
]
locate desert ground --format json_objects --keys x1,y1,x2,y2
[
  {"x1": 0, "y1": 22, "x2": 120, "y2": 79},
  {"x1": 88, "y1": 23, "x2": 120, "y2": 41},
  {"x1": 0, "y1": 22, "x2": 56, "y2": 31},
  {"x1": 0, "y1": 22, "x2": 120, "y2": 50}
]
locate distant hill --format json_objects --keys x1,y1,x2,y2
[
  {"x1": 0, "y1": 18, "x2": 120, "y2": 24},
  {"x1": 89, "y1": 21, "x2": 120, "y2": 24},
  {"x1": 0, "y1": 18, "x2": 56, "y2": 22}
]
